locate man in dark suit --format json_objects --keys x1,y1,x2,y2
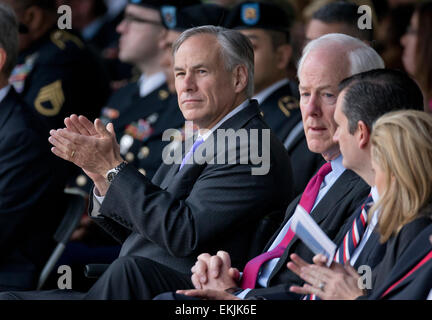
[
  {"x1": 224, "y1": 1, "x2": 324, "y2": 195},
  {"x1": 17, "y1": 25, "x2": 295, "y2": 300},
  {"x1": 0, "y1": 3, "x2": 69, "y2": 290},
  {"x1": 283, "y1": 69, "x2": 425, "y2": 300},
  {"x1": 167, "y1": 34, "x2": 386, "y2": 301}
]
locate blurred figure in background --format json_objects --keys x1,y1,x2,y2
[
  {"x1": 401, "y1": 1, "x2": 432, "y2": 112},
  {"x1": 3, "y1": 0, "x2": 111, "y2": 132},
  {"x1": 224, "y1": 0, "x2": 324, "y2": 195},
  {"x1": 375, "y1": 3, "x2": 414, "y2": 70},
  {"x1": 0, "y1": 2, "x2": 70, "y2": 291},
  {"x1": 305, "y1": 1, "x2": 374, "y2": 44},
  {"x1": 55, "y1": 0, "x2": 133, "y2": 85}
]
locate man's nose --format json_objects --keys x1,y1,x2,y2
[
  {"x1": 305, "y1": 93, "x2": 322, "y2": 117},
  {"x1": 183, "y1": 72, "x2": 197, "y2": 92}
]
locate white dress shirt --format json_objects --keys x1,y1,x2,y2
[
  {"x1": 138, "y1": 72, "x2": 166, "y2": 98},
  {"x1": 238, "y1": 155, "x2": 345, "y2": 298}
]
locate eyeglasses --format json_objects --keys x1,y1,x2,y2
[{"x1": 122, "y1": 14, "x2": 162, "y2": 26}]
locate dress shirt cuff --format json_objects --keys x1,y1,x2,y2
[
  {"x1": 235, "y1": 288, "x2": 251, "y2": 299},
  {"x1": 94, "y1": 189, "x2": 105, "y2": 204}
]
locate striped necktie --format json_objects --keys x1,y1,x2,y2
[
  {"x1": 240, "y1": 162, "x2": 332, "y2": 289},
  {"x1": 306, "y1": 194, "x2": 374, "y2": 300}
]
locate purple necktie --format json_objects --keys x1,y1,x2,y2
[
  {"x1": 240, "y1": 162, "x2": 333, "y2": 289},
  {"x1": 179, "y1": 137, "x2": 204, "y2": 170}
]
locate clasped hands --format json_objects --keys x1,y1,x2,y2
[
  {"x1": 179, "y1": 251, "x2": 364, "y2": 300},
  {"x1": 48, "y1": 114, "x2": 124, "y2": 195},
  {"x1": 176, "y1": 251, "x2": 242, "y2": 300}
]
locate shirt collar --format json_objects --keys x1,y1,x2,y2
[
  {"x1": 199, "y1": 99, "x2": 250, "y2": 141},
  {"x1": 252, "y1": 78, "x2": 289, "y2": 105},
  {"x1": 138, "y1": 72, "x2": 166, "y2": 98},
  {"x1": 0, "y1": 85, "x2": 11, "y2": 104},
  {"x1": 329, "y1": 153, "x2": 345, "y2": 176},
  {"x1": 371, "y1": 185, "x2": 379, "y2": 203}
]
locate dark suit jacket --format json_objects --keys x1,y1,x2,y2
[
  {"x1": 367, "y1": 217, "x2": 432, "y2": 300},
  {"x1": 245, "y1": 169, "x2": 370, "y2": 299},
  {"x1": 0, "y1": 87, "x2": 68, "y2": 290},
  {"x1": 90, "y1": 100, "x2": 295, "y2": 274}
]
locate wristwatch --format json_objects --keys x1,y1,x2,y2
[{"x1": 106, "y1": 161, "x2": 128, "y2": 183}]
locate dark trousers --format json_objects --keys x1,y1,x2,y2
[{"x1": 0, "y1": 256, "x2": 194, "y2": 300}]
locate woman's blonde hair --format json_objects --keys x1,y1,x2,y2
[{"x1": 370, "y1": 110, "x2": 432, "y2": 242}]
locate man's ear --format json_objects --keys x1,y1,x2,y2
[
  {"x1": 22, "y1": 5, "x2": 45, "y2": 33},
  {"x1": 357, "y1": 120, "x2": 370, "y2": 149},
  {"x1": 275, "y1": 44, "x2": 292, "y2": 70},
  {"x1": 232, "y1": 64, "x2": 248, "y2": 93},
  {"x1": 0, "y1": 48, "x2": 6, "y2": 73}
]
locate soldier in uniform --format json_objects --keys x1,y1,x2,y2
[
  {"x1": 224, "y1": 1, "x2": 324, "y2": 195},
  {"x1": 96, "y1": 0, "x2": 184, "y2": 182},
  {"x1": 0, "y1": 3, "x2": 70, "y2": 290},
  {"x1": 2, "y1": 0, "x2": 111, "y2": 133}
]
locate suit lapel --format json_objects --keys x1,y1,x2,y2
[
  {"x1": 158, "y1": 101, "x2": 260, "y2": 190},
  {"x1": 310, "y1": 170, "x2": 360, "y2": 225},
  {"x1": 267, "y1": 170, "x2": 361, "y2": 281}
]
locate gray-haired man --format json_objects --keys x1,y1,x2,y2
[{"x1": 0, "y1": 26, "x2": 294, "y2": 299}]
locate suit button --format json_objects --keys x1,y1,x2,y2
[
  {"x1": 139, "y1": 168, "x2": 147, "y2": 176},
  {"x1": 139, "y1": 146, "x2": 150, "y2": 159}
]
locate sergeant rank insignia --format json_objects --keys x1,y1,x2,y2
[{"x1": 34, "y1": 80, "x2": 65, "y2": 116}]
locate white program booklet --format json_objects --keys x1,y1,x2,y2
[{"x1": 290, "y1": 205, "x2": 337, "y2": 267}]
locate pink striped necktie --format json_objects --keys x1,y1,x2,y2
[{"x1": 240, "y1": 162, "x2": 333, "y2": 289}]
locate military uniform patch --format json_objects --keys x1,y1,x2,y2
[
  {"x1": 241, "y1": 3, "x2": 260, "y2": 25},
  {"x1": 161, "y1": 5, "x2": 177, "y2": 29},
  {"x1": 102, "y1": 107, "x2": 120, "y2": 120},
  {"x1": 34, "y1": 80, "x2": 65, "y2": 116},
  {"x1": 278, "y1": 96, "x2": 299, "y2": 117},
  {"x1": 124, "y1": 118, "x2": 154, "y2": 142},
  {"x1": 50, "y1": 30, "x2": 84, "y2": 50},
  {"x1": 158, "y1": 89, "x2": 169, "y2": 101},
  {"x1": 9, "y1": 53, "x2": 38, "y2": 94}
]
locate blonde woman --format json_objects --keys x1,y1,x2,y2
[{"x1": 289, "y1": 110, "x2": 432, "y2": 300}]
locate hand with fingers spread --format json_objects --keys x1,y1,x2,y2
[
  {"x1": 49, "y1": 115, "x2": 124, "y2": 195},
  {"x1": 287, "y1": 253, "x2": 364, "y2": 300},
  {"x1": 191, "y1": 251, "x2": 240, "y2": 291}
]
